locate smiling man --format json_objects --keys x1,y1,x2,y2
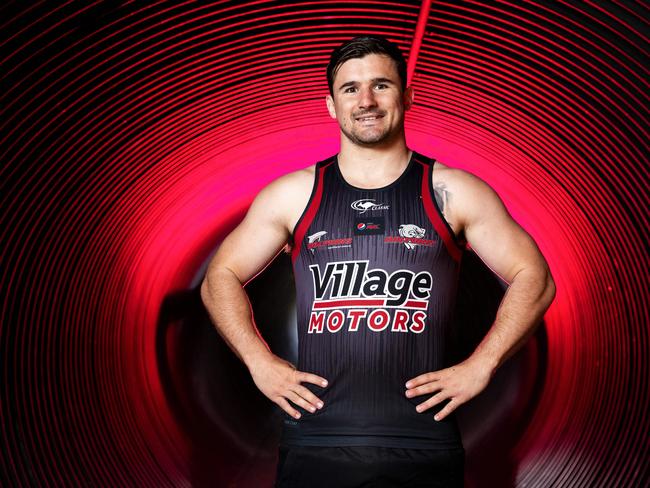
[{"x1": 201, "y1": 36, "x2": 556, "y2": 487}]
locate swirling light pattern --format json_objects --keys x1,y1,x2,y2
[{"x1": 1, "y1": 1, "x2": 647, "y2": 487}]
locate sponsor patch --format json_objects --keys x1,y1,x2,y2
[
  {"x1": 307, "y1": 230, "x2": 352, "y2": 252},
  {"x1": 354, "y1": 217, "x2": 384, "y2": 235},
  {"x1": 383, "y1": 224, "x2": 436, "y2": 249},
  {"x1": 306, "y1": 260, "x2": 433, "y2": 334}
]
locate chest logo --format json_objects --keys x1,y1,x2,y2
[
  {"x1": 399, "y1": 224, "x2": 426, "y2": 249},
  {"x1": 307, "y1": 260, "x2": 432, "y2": 334},
  {"x1": 351, "y1": 198, "x2": 390, "y2": 214},
  {"x1": 307, "y1": 231, "x2": 327, "y2": 243},
  {"x1": 384, "y1": 224, "x2": 436, "y2": 249},
  {"x1": 307, "y1": 231, "x2": 352, "y2": 252},
  {"x1": 354, "y1": 216, "x2": 384, "y2": 235}
]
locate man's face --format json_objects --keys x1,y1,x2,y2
[{"x1": 326, "y1": 53, "x2": 413, "y2": 147}]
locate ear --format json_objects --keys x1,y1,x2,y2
[
  {"x1": 404, "y1": 85, "x2": 414, "y2": 111},
  {"x1": 326, "y1": 94, "x2": 337, "y2": 119}
]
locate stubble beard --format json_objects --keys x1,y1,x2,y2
[{"x1": 340, "y1": 115, "x2": 402, "y2": 147}]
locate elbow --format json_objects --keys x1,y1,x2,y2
[
  {"x1": 200, "y1": 265, "x2": 240, "y2": 305},
  {"x1": 519, "y1": 265, "x2": 556, "y2": 308},
  {"x1": 200, "y1": 267, "x2": 222, "y2": 305},
  {"x1": 544, "y1": 270, "x2": 557, "y2": 305},
  {"x1": 200, "y1": 275, "x2": 211, "y2": 306}
]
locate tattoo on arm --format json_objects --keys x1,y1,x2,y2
[
  {"x1": 433, "y1": 181, "x2": 464, "y2": 242},
  {"x1": 433, "y1": 182, "x2": 451, "y2": 221}
]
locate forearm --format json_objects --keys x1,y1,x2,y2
[
  {"x1": 200, "y1": 267, "x2": 274, "y2": 371},
  {"x1": 469, "y1": 268, "x2": 556, "y2": 375}
]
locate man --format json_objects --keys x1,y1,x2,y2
[{"x1": 201, "y1": 36, "x2": 556, "y2": 487}]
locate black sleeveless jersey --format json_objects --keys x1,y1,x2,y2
[{"x1": 281, "y1": 150, "x2": 466, "y2": 450}]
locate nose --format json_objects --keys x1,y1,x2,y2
[{"x1": 358, "y1": 86, "x2": 377, "y2": 110}]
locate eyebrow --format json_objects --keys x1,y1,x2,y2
[{"x1": 338, "y1": 77, "x2": 395, "y2": 91}]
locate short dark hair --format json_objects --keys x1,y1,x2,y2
[{"x1": 326, "y1": 35, "x2": 407, "y2": 97}]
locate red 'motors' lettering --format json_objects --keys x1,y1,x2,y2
[
  {"x1": 309, "y1": 311, "x2": 325, "y2": 333},
  {"x1": 308, "y1": 309, "x2": 428, "y2": 334},
  {"x1": 327, "y1": 310, "x2": 345, "y2": 333},
  {"x1": 391, "y1": 310, "x2": 410, "y2": 332},
  {"x1": 347, "y1": 309, "x2": 367, "y2": 331},
  {"x1": 410, "y1": 311, "x2": 426, "y2": 333},
  {"x1": 368, "y1": 310, "x2": 390, "y2": 332}
]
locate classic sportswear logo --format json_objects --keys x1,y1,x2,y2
[{"x1": 351, "y1": 199, "x2": 390, "y2": 214}]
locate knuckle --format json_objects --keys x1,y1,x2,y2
[{"x1": 305, "y1": 395, "x2": 317, "y2": 405}]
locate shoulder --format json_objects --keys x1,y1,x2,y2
[
  {"x1": 262, "y1": 164, "x2": 317, "y2": 203},
  {"x1": 251, "y1": 163, "x2": 318, "y2": 231},
  {"x1": 432, "y1": 161, "x2": 493, "y2": 193},
  {"x1": 431, "y1": 161, "x2": 507, "y2": 228}
]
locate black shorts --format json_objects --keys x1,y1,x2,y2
[{"x1": 274, "y1": 444, "x2": 465, "y2": 488}]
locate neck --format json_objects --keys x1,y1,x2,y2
[{"x1": 337, "y1": 134, "x2": 411, "y2": 186}]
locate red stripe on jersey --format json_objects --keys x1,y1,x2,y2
[
  {"x1": 419, "y1": 161, "x2": 463, "y2": 263},
  {"x1": 313, "y1": 299, "x2": 386, "y2": 309},
  {"x1": 292, "y1": 163, "x2": 330, "y2": 263},
  {"x1": 312, "y1": 299, "x2": 428, "y2": 309}
]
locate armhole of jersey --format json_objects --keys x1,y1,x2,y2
[
  {"x1": 420, "y1": 159, "x2": 465, "y2": 263},
  {"x1": 290, "y1": 160, "x2": 331, "y2": 263}
]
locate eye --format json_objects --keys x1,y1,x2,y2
[
  {"x1": 344, "y1": 87, "x2": 357, "y2": 93},
  {"x1": 375, "y1": 83, "x2": 388, "y2": 89}
]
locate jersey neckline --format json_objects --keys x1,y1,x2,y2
[{"x1": 334, "y1": 150, "x2": 416, "y2": 192}]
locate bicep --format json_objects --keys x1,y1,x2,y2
[
  {"x1": 207, "y1": 185, "x2": 290, "y2": 285},
  {"x1": 460, "y1": 176, "x2": 550, "y2": 285}
]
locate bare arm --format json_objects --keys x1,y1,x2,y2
[
  {"x1": 457, "y1": 172, "x2": 556, "y2": 372},
  {"x1": 406, "y1": 170, "x2": 556, "y2": 420},
  {"x1": 200, "y1": 172, "x2": 327, "y2": 419},
  {"x1": 200, "y1": 181, "x2": 289, "y2": 369}
]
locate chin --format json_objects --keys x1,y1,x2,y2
[{"x1": 357, "y1": 128, "x2": 399, "y2": 145}]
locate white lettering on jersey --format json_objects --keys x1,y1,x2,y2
[
  {"x1": 307, "y1": 260, "x2": 433, "y2": 334},
  {"x1": 351, "y1": 199, "x2": 390, "y2": 214}
]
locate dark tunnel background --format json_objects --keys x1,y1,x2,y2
[{"x1": 1, "y1": 1, "x2": 647, "y2": 487}]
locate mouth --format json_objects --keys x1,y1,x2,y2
[{"x1": 355, "y1": 114, "x2": 384, "y2": 123}]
